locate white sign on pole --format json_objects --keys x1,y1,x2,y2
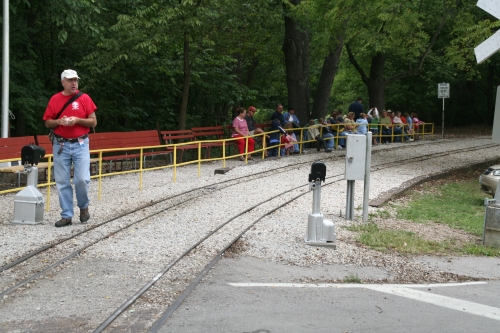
[
  {"x1": 438, "y1": 83, "x2": 450, "y2": 98},
  {"x1": 438, "y1": 83, "x2": 449, "y2": 140}
]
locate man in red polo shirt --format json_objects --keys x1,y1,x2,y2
[{"x1": 43, "y1": 69, "x2": 97, "y2": 227}]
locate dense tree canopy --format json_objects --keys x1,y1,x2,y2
[{"x1": 1, "y1": 0, "x2": 499, "y2": 136}]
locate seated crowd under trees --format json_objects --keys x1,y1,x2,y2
[{"x1": 242, "y1": 107, "x2": 426, "y2": 158}]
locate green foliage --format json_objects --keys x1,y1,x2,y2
[
  {"x1": 3, "y1": 0, "x2": 500, "y2": 135},
  {"x1": 445, "y1": 2, "x2": 500, "y2": 80}
]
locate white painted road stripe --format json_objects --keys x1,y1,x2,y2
[
  {"x1": 229, "y1": 282, "x2": 500, "y2": 321},
  {"x1": 366, "y1": 285, "x2": 500, "y2": 321},
  {"x1": 228, "y1": 282, "x2": 486, "y2": 289}
]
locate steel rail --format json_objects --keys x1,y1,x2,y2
[
  {"x1": 0, "y1": 159, "x2": 323, "y2": 297},
  {"x1": 93, "y1": 142, "x2": 497, "y2": 332},
  {"x1": 0, "y1": 159, "x2": 318, "y2": 273}
]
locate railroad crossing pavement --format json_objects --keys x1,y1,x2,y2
[{"x1": 159, "y1": 256, "x2": 500, "y2": 333}]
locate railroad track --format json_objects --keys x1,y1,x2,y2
[
  {"x1": 0, "y1": 139, "x2": 497, "y2": 332},
  {"x1": 0, "y1": 138, "x2": 489, "y2": 275}
]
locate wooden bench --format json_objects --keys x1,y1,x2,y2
[
  {"x1": 160, "y1": 130, "x2": 209, "y2": 162},
  {"x1": 35, "y1": 134, "x2": 54, "y2": 156},
  {"x1": 88, "y1": 130, "x2": 167, "y2": 172},
  {"x1": 0, "y1": 136, "x2": 40, "y2": 186},
  {"x1": 0, "y1": 136, "x2": 37, "y2": 162},
  {"x1": 255, "y1": 122, "x2": 271, "y2": 132},
  {"x1": 191, "y1": 126, "x2": 226, "y2": 159}
]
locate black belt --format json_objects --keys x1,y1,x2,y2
[{"x1": 56, "y1": 134, "x2": 88, "y2": 143}]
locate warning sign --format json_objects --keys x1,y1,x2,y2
[{"x1": 438, "y1": 83, "x2": 450, "y2": 98}]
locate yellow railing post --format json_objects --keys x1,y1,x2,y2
[
  {"x1": 139, "y1": 148, "x2": 144, "y2": 190},
  {"x1": 222, "y1": 139, "x2": 226, "y2": 168},
  {"x1": 245, "y1": 137, "x2": 249, "y2": 163},
  {"x1": 298, "y1": 128, "x2": 303, "y2": 153},
  {"x1": 198, "y1": 142, "x2": 201, "y2": 177},
  {"x1": 262, "y1": 134, "x2": 267, "y2": 158},
  {"x1": 98, "y1": 151, "x2": 103, "y2": 200},
  {"x1": 46, "y1": 156, "x2": 52, "y2": 211},
  {"x1": 173, "y1": 147, "x2": 177, "y2": 183}
]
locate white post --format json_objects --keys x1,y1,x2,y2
[
  {"x1": 1, "y1": 0, "x2": 9, "y2": 138},
  {"x1": 363, "y1": 132, "x2": 372, "y2": 222},
  {"x1": 442, "y1": 98, "x2": 445, "y2": 139}
]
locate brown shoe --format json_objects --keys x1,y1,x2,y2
[
  {"x1": 55, "y1": 218, "x2": 72, "y2": 228},
  {"x1": 80, "y1": 207, "x2": 90, "y2": 223}
]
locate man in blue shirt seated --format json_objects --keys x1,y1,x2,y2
[{"x1": 283, "y1": 107, "x2": 300, "y2": 127}]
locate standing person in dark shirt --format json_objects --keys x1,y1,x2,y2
[
  {"x1": 271, "y1": 104, "x2": 286, "y2": 127},
  {"x1": 348, "y1": 97, "x2": 364, "y2": 121}
]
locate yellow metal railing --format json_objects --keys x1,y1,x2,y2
[
  {"x1": 308, "y1": 122, "x2": 434, "y2": 147},
  {"x1": 0, "y1": 123, "x2": 435, "y2": 208}
]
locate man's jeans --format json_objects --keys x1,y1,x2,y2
[
  {"x1": 382, "y1": 128, "x2": 392, "y2": 143},
  {"x1": 393, "y1": 126, "x2": 403, "y2": 142},
  {"x1": 53, "y1": 137, "x2": 90, "y2": 219},
  {"x1": 323, "y1": 133, "x2": 334, "y2": 149}
]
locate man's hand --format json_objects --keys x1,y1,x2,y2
[
  {"x1": 60, "y1": 116, "x2": 77, "y2": 126},
  {"x1": 61, "y1": 116, "x2": 69, "y2": 126}
]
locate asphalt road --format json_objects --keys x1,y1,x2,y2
[{"x1": 159, "y1": 256, "x2": 500, "y2": 333}]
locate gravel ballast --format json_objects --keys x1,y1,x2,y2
[{"x1": 1, "y1": 137, "x2": 500, "y2": 331}]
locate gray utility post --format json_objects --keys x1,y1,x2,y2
[
  {"x1": 345, "y1": 133, "x2": 371, "y2": 221},
  {"x1": 483, "y1": 188, "x2": 500, "y2": 248}
]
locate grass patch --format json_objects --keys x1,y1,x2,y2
[
  {"x1": 346, "y1": 223, "x2": 455, "y2": 254},
  {"x1": 462, "y1": 244, "x2": 500, "y2": 256},
  {"x1": 369, "y1": 210, "x2": 391, "y2": 220},
  {"x1": 343, "y1": 273, "x2": 362, "y2": 283},
  {"x1": 394, "y1": 180, "x2": 485, "y2": 236},
  {"x1": 351, "y1": 171, "x2": 500, "y2": 256}
]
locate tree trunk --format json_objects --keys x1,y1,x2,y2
[
  {"x1": 179, "y1": 35, "x2": 190, "y2": 130},
  {"x1": 366, "y1": 53, "x2": 387, "y2": 111},
  {"x1": 311, "y1": 36, "x2": 344, "y2": 119},
  {"x1": 282, "y1": 0, "x2": 310, "y2": 125}
]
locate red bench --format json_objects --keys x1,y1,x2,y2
[
  {"x1": 0, "y1": 136, "x2": 37, "y2": 162},
  {"x1": 0, "y1": 136, "x2": 40, "y2": 186},
  {"x1": 35, "y1": 130, "x2": 168, "y2": 174},
  {"x1": 88, "y1": 130, "x2": 167, "y2": 172},
  {"x1": 161, "y1": 130, "x2": 209, "y2": 162},
  {"x1": 191, "y1": 126, "x2": 227, "y2": 159},
  {"x1": 35, "y1": 134, "x2": 54, "y2": 156},
  {"x1": 255, "y1": 122, "x2": 271, "y2": 132}
]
